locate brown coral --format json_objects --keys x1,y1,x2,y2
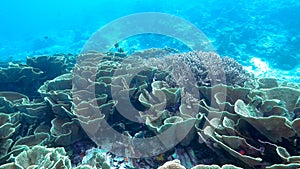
[{"x1": 143, "y1": 51, "x2": 251, "y2": 88}]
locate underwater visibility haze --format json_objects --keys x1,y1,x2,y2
[{"x1": 0, "y1": 0, "x2": 299, "y2": 168}]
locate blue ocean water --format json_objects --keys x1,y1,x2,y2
[
  {"x1": 1, "y1": 0, "x2": 299, "y2": 78},
  {"x1": 1, "y1": 1, "x2": 300, "y2": 168}
]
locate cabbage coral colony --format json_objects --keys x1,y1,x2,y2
[{"x1": 0, "y1": 50, "x2": 299, "y2": 169}]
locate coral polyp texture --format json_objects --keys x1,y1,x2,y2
[{"x1": 0, "y1": 51, "x2": 299, "y2": 169}]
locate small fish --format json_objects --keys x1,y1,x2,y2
[
  {"x1": 155, "y1": 154, "x2": 165, "y2": 162},
  {"x1": 44, "y1": 36, "x2": 48, "y2": 39},
  {"x1": 114, "y1": 41, "x2": 119, "y2": 48},
  {"x1": 238, "y1": 149, "x2": 246, "y2": 155},
  {"x1": 118, "y1": 48, "x2": 124, "y2": 53}
]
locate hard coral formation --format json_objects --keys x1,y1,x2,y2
[
  {"x1": 194, "y1": 78, "x2": 300, "y2": 168},
  {"x1": 157, "y1": 160, "x2": 243, "y2": 169},
  {"x1": 0, "y1": 52, "x2": 299, "y2": 169},
  {"x1": 0, "y1": 63, "x2": 43, "y2": 99},
  {"x1": 27, "y1": 55, "x2": 69, "y2": 80},
  {"x1": 144, "y1": 51, "x2": 251, "y2": 87},
  {"x1": 0, "y1": 54, "x2": 72, "y2": 99},
  {"x1": 157, "y1": 159, "x2": 186, "y2": 169},
  {"x1": 9, "y1": 145, "x2": 72, "y2": 169},
  {"x1": 0, "y1": 113, "x2": 20, "y2": 163},
  {"x1": 81, "y1": 148, "x2": 110, "y2": 169}
]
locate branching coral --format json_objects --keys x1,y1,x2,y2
[{"x1": 144, "y1": 51, "x2": 251, "y2": 88}]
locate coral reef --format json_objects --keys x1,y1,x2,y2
[
  {"x1": 158, "y1": 160, "x2": 243, "y2": 169},
  {"x1": 144, "y1": 51, "x2": 251, "y2": 87},
  {"x1": 0, "y1": 52, "x2": 299, "y2": 169},
  {"x1": 157, "y1": 159, "x2": 186, "y2": 169},
  {"x1": 3, "y1": 145, "x2": 72, "y2": 169},
  {"x1": 0, "y1": 54, "x2": 73, "y2": 99}
]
